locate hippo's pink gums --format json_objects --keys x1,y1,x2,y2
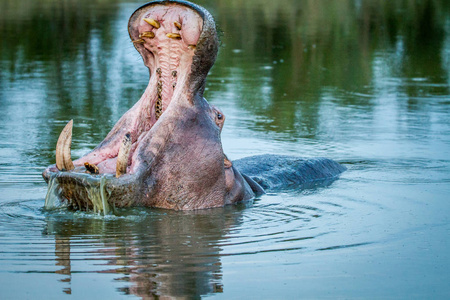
[{"x1": 42, "y1": 0, "x2": 346, "y2": 212}]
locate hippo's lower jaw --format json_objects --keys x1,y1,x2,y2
[{"x1": 43, "y1": 0, "x2": 257, "y2": 211}]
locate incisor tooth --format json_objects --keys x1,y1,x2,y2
[
  {"x1": 174, "y1": 21, "x2": 182, "y2": 30},
  {"x1": 188, "y1": 44, "x2": 196, "y2": 50},
  {"x1": 55, "y1": 120, "x2": 74, "y2": 171},
  {"x1": 132, "y1": 39, "x2": 145, "y2": 44},
  {"x1": 166, "y1": 33, "x2": 181, "y2": 39},
  {"x1": 144, "y1": 18, "x2": 160, "y2": 29},
  {"x1": 116, "y1": 133, "x2": 132, "y2": 177},
  {"x1": 84, "y1": 162, "x2": 99, "y2": 174}
]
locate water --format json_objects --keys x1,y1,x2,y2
[{"x1": 1, "y1": 0, "x2": 450, "y2": 298}]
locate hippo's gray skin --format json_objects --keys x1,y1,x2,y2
[
  {"x1": 42, "y1": 0, "x2": 346, "y2": 212},
  {"x1": 234, "y1": 155, "x2": 346, "y2": 193}
]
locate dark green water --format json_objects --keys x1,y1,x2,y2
[{"x1": 1, "y1": 0, "x2": 450, "y2": 298}]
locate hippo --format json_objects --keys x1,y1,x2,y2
[{"x1": 42, "y1": 0, "x2": 346, "y2": 212}]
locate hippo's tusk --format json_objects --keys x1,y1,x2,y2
[
  {"x1": 55, "y1": 120, "x2": 75, "y2": 171},
  {"x1": 166, "y1": 33, "x2": 181, "y2": 39},
  {"x1": 144, "y1": 18, "x2": 160, "y2": 29},
  {"x1": 132, "y1": 39, "x2": 145, "y2": 44},
  {"x1": 174, "y1": 21, "x2": 182, "y2": 30},
  {"x1": 188, "y1": 44, "x2": 196, "y2": 50},
  {"x1": 139, "y1": 31, "x2": 155, "y2": 39},
  {"x1": 116, "y1": 133, "x2": 132, "y2": 177}
]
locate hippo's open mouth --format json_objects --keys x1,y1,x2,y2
[
  {"x1": 47, "y1": 2, "x2": 207, "y2": 177},
  {"x1": 42, "y1": 1, "x2": 250, "y2": 211}
]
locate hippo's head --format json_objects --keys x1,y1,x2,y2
[{"x1": 43, "y1": 0, "x2": 255, "y2": 211}]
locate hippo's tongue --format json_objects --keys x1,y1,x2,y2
[{"x1": 53, "y1": 2, "x2": 205, "y2": 177}]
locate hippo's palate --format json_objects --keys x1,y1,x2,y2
[{"x1": 52, "y1": 3, "x2": 204, "y2": 178}]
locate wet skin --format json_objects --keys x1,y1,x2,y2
[{"x1": 42, "y1": 0, "x2": 345, "y2": 211}]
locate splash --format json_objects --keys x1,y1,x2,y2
[
  {"x1": 44, "y1": 174, "x2": 61, "y2": 209},
  {"x1": 86, "y1": 175, "x2": 112, "y2": 215},
  {"x1": 44, "y1": 173, "x2": 113, "y2": 215}
]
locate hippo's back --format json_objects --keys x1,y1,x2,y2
[{"x1": 233, "y1": 154, "x2": 346, "y2": 191}]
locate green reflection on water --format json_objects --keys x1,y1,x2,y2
[
  {"x1": 1, "y1": 0, "x2": 449, "y2": 148},
  {"x1": 210, "y1": 0, "x2": 450, "y2": 138}
]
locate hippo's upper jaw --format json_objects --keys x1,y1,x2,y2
[{"x1": 43, "y1": 0, "x2": 255, "y2": 212}]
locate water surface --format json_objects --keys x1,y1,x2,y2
[{"x1": 1, "y1": 0, "x2": 449, "y2": 298}]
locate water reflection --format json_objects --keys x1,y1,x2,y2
[
  {"x1": 209, "y1": 0, "x2": 450, "y2": 139},
  {"x1": 1, "y1": 0, "x2": 449, "y2": 154},
  {"x1": 43, "y1": 207, "x2": 245, "y2": 297}
]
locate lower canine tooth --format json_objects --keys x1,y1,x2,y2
[
  {"x1": 55, "y1": 120, "x2": 75, "y2": 171},
  {"x1": 116, "y1": 133, "x2": 132, "y2": 178}
]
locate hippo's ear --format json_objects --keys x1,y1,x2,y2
[{"x1": 241, "y1": 173, "x2": 265, "y2": 197}]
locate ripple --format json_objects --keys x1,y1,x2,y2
[
  {"x1": 316, "y1": 242, "x2": 373, "y2": 251},
  {"x1": 0, "y1": 175, "x2": 380, "y2": 300},
  {"x1": 0, "y1": 178, "x2": 374, "y2": 264},
  {"x1": 217, "y1": 193, "x2": 355, "y2": 257}
]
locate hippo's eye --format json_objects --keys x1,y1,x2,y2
[{"x1": 217, "y1": 113, "x2": 223, "y2": 120}]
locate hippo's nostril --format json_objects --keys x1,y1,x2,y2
[
  {"x1": 144, "y1": 18, "x2": 160, "y2": 29},
  {"x1": 174, "y1": 21, "x2": 182, "y2": 30}
]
